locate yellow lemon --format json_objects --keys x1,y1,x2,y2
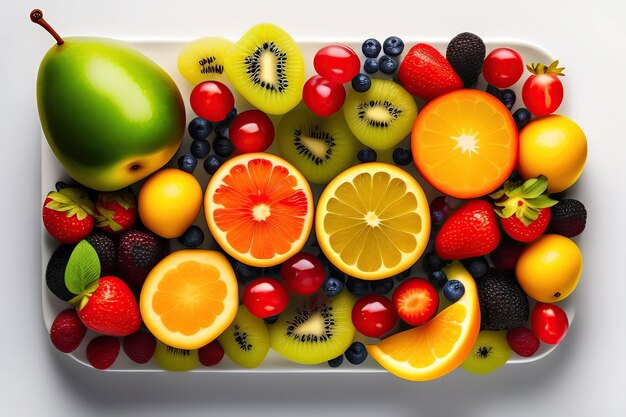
[{"x1": 515, "y1": 234, "x2": 582, "y2": 302}]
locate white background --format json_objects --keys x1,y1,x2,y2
[{"x1": 1, "y1": 0, "x2": 625, "y2": 415}]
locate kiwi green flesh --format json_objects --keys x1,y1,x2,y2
[
  {"x1": 461, "y1": 331, "x2": 511, "y2": 375},
  {"x1": 344, "y1": 79, "x2": 417, "y2": 151},
  {"x1": 269, "y1": 290, "x2": 356, "y2": 365},
  {"x1": 277, "y1": 108, "x2": 358, "y2": 184},
  {"x1": 154, "y1": 341, "x2": 199, "y2": 372},
  {"x1": 177, "y1": 37, "x2": 232, "y2": 85},
  {"x1": 217, "y1": 305, "x2": 270, "y2": 368}
]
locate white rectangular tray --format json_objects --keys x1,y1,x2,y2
[{"x1": 41, "y1": 39, "x2": 577, "y2": 372}]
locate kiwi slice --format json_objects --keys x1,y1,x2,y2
[
  {"x1": 343, "y1": 79, "x2": 417, "y2": 151},
  {"x1": 217, "y1": 305, "x2": 270, "y2": 368},
  {"x1": 277, "y1": 108, "x2": 359, "y2": 184},
  {"x1": 269, "y1": 290, "x2": 356, "y2": 365},
  {"x1": 154, "y1": 340, "x2": 199, "y2": 372},
  {"x1": 177, "y1": 37, "x2": 233, "y2": 85},
  {"x1": 461, "y1": 330, "x2": 512, "y2": 375},
  {"x1": 225, "y1": 23, "x2": 305, "y2": 115}
]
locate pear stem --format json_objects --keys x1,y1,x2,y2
[{"x1": 30, "y1": 9, "x2": 64, "y2": 45}]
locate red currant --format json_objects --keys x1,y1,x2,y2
[
  {"x1": 313, "y1": 45, "x2": 360, "y2": 84},
  {"x1": 229, "y1": 110, "x2": 275, "y2": 153},
  {"x1": 302, "y1": 75, "x2": 346, "y2": 117},
  {"x1": 352, "y1": 294, "x2": 398, "y2": 338},
  {"x1": 279, "y1": 252, "x2": 325, "y2": 295},
  {"x1": 392, "y1": 278, "x2": 439, "y2": 326},
  {"x1": 482, "y1": 48, "x2": 524, "y2": 89},
  {"x1": 243, "y1": 277, "x2": 289, "y2": 319},
  {"x1": 190, "y1": 81, "x2": 234, "y2": 122},
  {"x1": 531, "y1": 302, "x2": 569, "y2": 344}
]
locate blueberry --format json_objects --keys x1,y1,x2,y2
[
  {"x1": 383, "y1": 36, "x2": 404, "y2": 56},
  {"x1": 362, "y1": 38, "x2": 382, "y2": 58},
  {"x1": 423, "y1": 251, "x2": 445, "y2": 272},
  {"x1": 392, "y1": 147, "x2": 412, "y2": 166},
  {"x1": 443, "y1": 279, "x2": 465, "y2": 302},
  {"x1": 221, "y1": 108, "x2": 238, "y2": 126},
  {"x1": 203, "y1": 155, "x2": 223, "y2": 175},
  {"x1": 428, "y1": 269, "x2": 448, "y2": 290},
  {"x1": 214, "y1": 123, "x2": 229, "y2": 138},
  {"x1": 178, "y1": 225, "x2": 204, "y2": 248},
  {"x1": 55, "y1": 181, "x2": 70, "y2": 191},
  {"x1": 485, "y1": 84, "x2": 502, "y2": 100},
  {"x1": 431, "y1": 209, "x2": 446, "y2": 227},
  {"x1": 323, "y1": 276, "x2": 344, "y2": 297},
  {"x1": 507, "y1": 170, "x2": 522, "y2": 182},
  {"x1": 391, "y1": 268, "x2": 412, "y2": 283},
  {"x1": 328, "y1": 355, "x2": 344, "y2": 368},
  {"x1": 500, "y1": 89, "x2": 516, "y2": 110},
  {"x1": 379, "y1": 55, "x2": 397, "y2": 74},
  {"x1": 188, "y1": 117, "x2": 213, "y2": 140},
  {"x1": 345, "y1": 342, "x2": 368, "y2": 365},
  {"x1": 357, "y1": 148, "x2": 377, "y2": 163},
  {"x1": 190, "y1": 139, "x2": 211, "y2": 159},
  {"x1": 370, "y1": 277, "x2": 394, "y2": 295},
  {"x1": 346, "y1": 277, "x2": 371, "y2": 296},
  {"x1": 363, "y1": 58, "x2": 379, "y2": 74},
  {"x1": 233, "y1": 261, "x2": 261, "y2": 283},
  {"x1": 177, "y1": 153, "x2": 197, "y2": 173},
  {"x1": 264, "y1": 315, "x2": 280, "y2": 324},
  {"x1": 351, "y1": 73, "x2": 372, "y2": 93},
  {"x1": 513, "y1": 108, "x2": 532, "y2": 131},
  {"x1": 213, "y1": 136, "x2": 235, "y2": 158},
  {"x1": 463, "y1": 257, "x2": 489, "y2": 278}
]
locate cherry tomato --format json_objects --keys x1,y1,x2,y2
[
  {"x1": 279, "y1": 252, "x2": 325, "y2": 295},
  {"x1": 243, "y1": 277, "x2": 289, "y2": 319},
  {"x1": 352, "y1": 294, "x2": 398, "y2": 338},
  {"x1": 392, "y1": 278, "x2": 439, "y2": 326},
  {"x1": 302, "y1": 75, "x2": 346, "y2": 117},
  {"x1": 531, "y1": 302, "x2": 569, "y2": 344},
  {"x1": 229, "y1": 110, "x2": 275, "y2": 153},
  {"x1": 522, "y1": 74, "x2": 564, "y2": 116},
  {"x1": 190, "y1": 81, "x2": 234, "y2": 122},
  {"x1": 313, "y1": 45, "x2": 360, "y2": 84},
  {"x1": 482, "y1": 48, "x2": 524, "y2": 88}
]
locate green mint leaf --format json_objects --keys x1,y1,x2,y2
[
  {"x1": 65, "y1": 240, "x2": 101, "y2": 295},
  {"x1": 526, "y1": 195, "x2": 559, "y2": 209},
  {"x1": 521, "y1": 176, "x2": 548, "y2": 199}
]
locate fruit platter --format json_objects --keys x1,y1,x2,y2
[{"x1": 36, "y1": 9, "x2": 587, "y2": 379}]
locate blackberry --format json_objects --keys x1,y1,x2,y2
[
  {"x1": 477, "y1": 269, "x2": 529, "y2": 330},
  {"x1": 446, "y1": 32, "x2": 486, "y2": 87},
  {"x1": 85, "y1": 233, "x2": 117, "y2": 275},
  {"x1": 46, "y1": 244, "x2": 76, "y2": 301},
  {"x1": 549, "y1": 199, "x2": 587, "y2": 237}
]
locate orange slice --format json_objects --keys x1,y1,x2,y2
[
  {"x1": 315, "y1": 162, "x2": 430, "y2": 280},
  {"x1": 412, "y1": 89, "x2": 518, "y2": 199},
  {"x1": 367, "y1": 262, "x2": 480, "y2": 381},
  {"x1": 205, "y1": 153, "x2": 314, "y2": 268},
  {"x1": 140, "y1": 249, "x2": 238, "y2": 350}
]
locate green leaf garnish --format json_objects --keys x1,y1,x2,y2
[
  {"x1": 65, "y1": 240, "x2": 100, "y2": 296},
  {"x1": 489, "y1": 175, "x2": 558, "y2": 226}
]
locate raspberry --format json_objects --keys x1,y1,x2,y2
[
  {"x1": 549, "y1": 199, "x2": 587, "y2": 237},
  {"x1": 489, "y1": 237, "x2": 525, "y2": 272},
  {"x1": 198, "y1": 340, "x2": 225, "y2": 366},
  {"x1": 123, "y1": 330, "x2": 156, "y2": 364},
  {"x1": 86, "y1": 336, "x2": 120, "y2": 370},
  {"x1": 50, "y1": 309, "x2": 87, "y2": 353},
  {"x1": 507, "y1": 327, "x2": 540, "y2": 357}
]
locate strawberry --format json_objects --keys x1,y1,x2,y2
[
  {"x1": 86, "y1": 335, "x2": 120, "y2": 370},
  {"x1": 435, "y1": 199, "x2": 500, "y2": 260},
  {"x1": 42, "y1": 187, "x2": 95, "y2": 244},
  {"x1": 50, "y1": 309, "x2": 87, "y2": 353},
  {"x1": 95, "y1": 189, "x2": 137, "y2": 234},
  {"x1": 490, "y1": 175, "x2": 558, "y2": 242},
  {"x1": 397, "y1": 43, "x2": 463, "y2": 101}
]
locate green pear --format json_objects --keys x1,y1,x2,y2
[{"x1": 32, "y1": 10, "x2": 185, "y2": 191}]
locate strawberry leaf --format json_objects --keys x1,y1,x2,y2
[{"x1": 65, "y1": 240, "x2": 100, "y2": 295}]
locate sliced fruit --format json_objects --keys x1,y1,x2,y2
[
  {"x1": 177, "y1": 37, "x2": 233, "y2": 85},
  {"x1": 461, "y1": 330, "x2": 511, "y2": 375},
  {"x1": 224, "y1": 23, "x2": 305, "y2": 115},
  {"x1": 217, "y1": 305, "x2": 270, "y2": 368},
  {"x1": 366, "y1": 262, "x2": 480, "y2": 381},
  {"x1": 154, "y1": 340, "x2": 199, "y2": 372},
  {"x1": 343, "y1": 79, "x2": 417, "y2": 151},
  {"x1": 269, "y1": 290, "x2": 356, "y2": 365},
  {"x1": 205, "y1": 153, "x2": 314, "y2": 268},
  {"x1": 412, "y1": 89, "x2": 518, "y2": 199},
  {"x1": 139, "y1": 250, "x2": 239, "y2": 350}
]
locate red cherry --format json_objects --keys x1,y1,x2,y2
[
  {"x1": 279, "y1": 252, "x2": 325, "y2": 295},
  {"x1": 313, "y1": 45, "x2": 360, "y2": 84},
  {"x1": 352, "y1": 295, "x2": 398, "y2": 338},
  {"x1": 302, "y1": 75, "x2": 346, "y2": 117},
  {"x1": 229, "y1": 110, "x2": 275, "y2": 153},
  {"x1": 482, "y1": 48, "x2": 524, "y2": 89},
  {"x1": 392, "y1": 278, "x2": 439, "y2": 326},
  {"x1": 531, "y1": 302, "x2": 569, "y2": 344},
  {"x1": 243, "y1": 277, "x2": 289, "y2": 319},
  {"x1": 190, "y1": 81, "x2": 235, "y2": 122}
]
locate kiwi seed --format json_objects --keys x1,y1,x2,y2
[
  {"x1": 245, "y1": 42, "x2": 288, "y2": 93},
  {"x1": 357, "y1": 100, "x2": 403, "y2": 128}
]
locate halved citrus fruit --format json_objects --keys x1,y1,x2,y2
[
  {"x1": 367, "y1": 262, "x2": 480, "y2": 381},
  {"x1": 140, "y1": 249, "x2": 239, "y2": 350},
  {"x1": 315, "y1": 162, "x2": 430, "y2": 280},
  {"x1": 205, "y1": 153, "x2": 314, "y2": 268},
  {"x1": 412, "y1": 89, "x2": 518, "y2": 199}
]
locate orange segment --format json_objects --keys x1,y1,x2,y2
[
  {"x1": 412, "y1": 89, "x2": 518, "y2": 199},
  {"x1": 140, "y1": 250, "x2": 238, "y2": 350},
  {"x1": 367, "y1": 262, "x2": 480, "y2": 381},
  {"x1": 205, "y1": 153, "x2": 314, "y2": 268}
]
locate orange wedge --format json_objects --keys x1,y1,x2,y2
[
  {"x1": 140, "y1": 250, "x2": 238, "y2": 350},
  {"x1": 412, "y1": 89, "x2": 518, "y2": 199},
  {"x1": 367, "y1": 262, "x2": 480, "y2": 381},
  {"x1": 205, "y1": 153, "x2": 314, "y2": 268}
]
